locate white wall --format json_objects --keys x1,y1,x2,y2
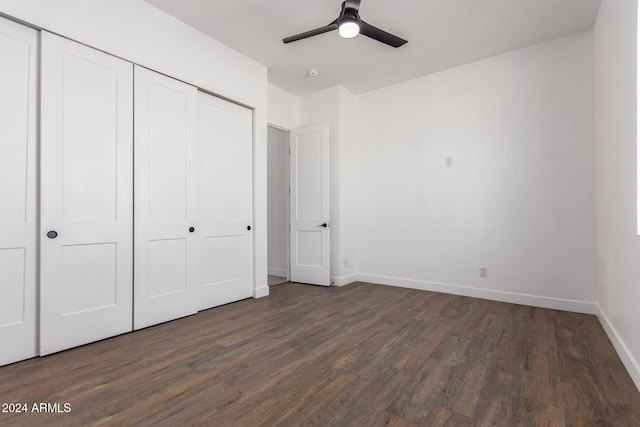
[
  {"x1": 355, "y1": 31, "x2": 596, "y2": 312},
  {"x1": 268, "y1": 83, "x2": 300, "y2": 130},
  {"x1": 0, "y1": 0, "x2": 270, "y2": 296},
  {"x1": 300, "y1": 86, "x2": 357, "y2": 285},
  {"x1": 267, "y1": 126, "x2": 289, "y2": 278},
  {"x1": 338, "y1": 87, "x2": 357, "y2": 280},
  {"x1": 594, "y1": 0, "x2": 640, "y2": 390}
]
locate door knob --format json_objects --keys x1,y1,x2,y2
[
  {"x1": 247, "y1": 225, "x2": 251, "y2": 231},
  {"x1": 47, "y1": 230, "x2": 58, "y2": 239},
  {"x1": 189, "y1": 227, "x2": 195, "y2": 233},
  {"x1": 319, "y1": 223, "x2": 328, "y2": 228}
]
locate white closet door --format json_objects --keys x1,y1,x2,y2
[
  {"x1": 40, "y1": 32, "x2": 134, "y2": 355},
  {"x1": 0, "y1": 18, "x2": 38, "y2": 366},
  {"x1": 134, "y1": 66, "x2": 199, "y2": 329},
  {"x1": 197, "y1": 92, "x2": 253, "y2": 310}
]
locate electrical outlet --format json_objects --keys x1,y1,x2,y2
[
  {"x1": 445, "y1": 156, "x2": 453, "y2": 167},
  {"x1": 479, "y1": 267, "x2": 488, "y2": 278}
]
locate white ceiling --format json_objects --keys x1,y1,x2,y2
[{"x1": 145, "y1": 0, "x2": 601, "y2": 96}]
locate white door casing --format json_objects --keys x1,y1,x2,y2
[
  {"x1": 134, "y1": 66, "x2": 199, "y2": 329},
  {"x1": 197, "y1": 92, "x2": 254, "y2": 310},
  {"x1": 40, "y1": 32, "x2": 134, "y2": 355},
  {"x1": 0, "y1": 17, "x2": 38, "y2": 366},
  {"x1": 290, "y1": 124, "x2": 330, "y2": 286}
]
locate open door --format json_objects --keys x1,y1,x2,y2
[{"x1": 289, "y1": 124, "x2": 330, "y2": 286}]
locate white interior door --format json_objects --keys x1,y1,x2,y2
[
  {"x1": 197, "y1": 92, "x2": 253, "y2": 310},
  {"x1": 40, "y1": 32, "x2": 134, "y2": 355},
  {"x1": 290, "y1": 124, "x2": 330, "y2": 286},
  {"x1": 0, "y1": 17, "x2": 38, "y2": 366},
  {"x1": 134, "y1": 66, "x2": 199, "y2": 329}
]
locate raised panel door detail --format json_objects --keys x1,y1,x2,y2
[
  {"x1": 61, "y1": 243, "x2": 117, "y2": 315},
  {"x1": 0, "y1": 17, "x2": 38, "y2": 366},
  {"x1": 296, "y1": 231, "x2": 323, "y2": 267},
  {"x1": 294, "y1": 132, "x2": 323, "y2": 220},
  {"x1": 62, "y1": 54, "x2": 118, "y2": 223},
  {"x1": 40, "y1": 32, "x2": 133, "y2": 356},
  {"x1": 148, "y1": 83, "x2": 188, "y2": 223},
  {"x1": 200, "y1": 101, "x2": 252, "y2": 222},
  {"x1": 0, "y1": 248, "x2": 26, "y2": 327},
  {"x1": 0, "y1": 32, "x2": 30, "y2": 225},
  {"x1": 202, "y1": 235, "x2": 246, "y2": 287},
  {"x1": 149, "y1": 239, "x2": 187, "y2": 297}
]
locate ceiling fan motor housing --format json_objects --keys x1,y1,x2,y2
[
  {"x1": 340, "y1": 6, "x2": 361, "y2": 24},
  {"x1": 282, "y1": 0, "x2": 408, "y2": 48}
]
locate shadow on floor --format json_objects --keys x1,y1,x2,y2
[{"x1": 268, "y1": 275, "x2": 288, "y2": 286}]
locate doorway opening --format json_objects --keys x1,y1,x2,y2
[
  {"x1": 267, "y1": 125, "x2": 290, "y2": 286},
  {"x1": 267, "y1": 123, "x2": 331, "y2": 287}
]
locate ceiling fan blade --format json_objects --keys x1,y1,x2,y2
[
  {"x1": 360, "y1": 21, "x2": 408, "y2": 48},
  {"x1": 283, "y1": 22, "x2": 339, "y2": 44},
  {"x1": 344, "y1": 0, "x2": 361, "y2": 11}
]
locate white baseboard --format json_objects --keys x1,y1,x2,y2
[
  {"x1": 597, "y1": 306, "x2": 640, "y2": 391},
  {"x1": 268, "y1": 267, "x2": 287, "y2": 278},
  {"x1": 331, "y1": 274, "x2": 358, "y2": 287},
  {"x1": 355, "y1": 273, "x2": 597, "y2": 314},
  {"x1": 253, "y1": 286, "x2": 269, "y2": 299}
]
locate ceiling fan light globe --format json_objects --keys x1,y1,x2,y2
[{"x1": 338, "y1": 20, "x2": 360, "y2": 38}]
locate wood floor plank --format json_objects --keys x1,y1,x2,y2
[
  {"x1": 520, "y1": 308, "x2": 564, "y2": 419},
  {"x1": 387, "y1": 334, "x2": 471, "y2": 423},
  {"x1": 423, "y1": 407, "x2": 471, "y2": 427},
  {"x1": 517, "y1": 397, "x2": 565, "y2": 427},
  {"x1": 554, "y1": 311, "x2": 610, "y2": 425},
  {"x1": 234, "y1": 359, "x2": 345, "y2": 426},
  {"x1": 0, "y1": 282, "x2": 638, "y2": 426},
  {"x1": 444, "y1": 331, "x2": 498, "y2": 417},
  {"x1": 472, "y1": 370, "x2": 523, "y2": 426}
]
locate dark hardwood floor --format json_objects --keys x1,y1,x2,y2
[{"x1": 0, "y1": 282, "x2": 638, "y2": 426}]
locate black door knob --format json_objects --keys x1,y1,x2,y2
[
  {"x1": 247, "y1": 225, "x2": 251, "y2": 231},
  {"x1": 47, "y1": 230, "x2": 58, "y2": 239},
  {"x1": 320, "y1": 223, "x2": 328, "y2": 228},
  {"x1": 189, "y1": 227, "x2": 195, "y2": 233}
]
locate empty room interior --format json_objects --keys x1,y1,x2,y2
[{"x1": 1, "y1": 0, "x2": 640, "y2": 425}]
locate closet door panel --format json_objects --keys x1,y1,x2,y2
[
  {"x1": 197, "y1": 92, "x2": 253, "y2": 310},
  {"x1": 61, "y1": 53, "x2": 118, "y2": 223},
  {"x1": 134, "y1": 66, "x2": 199, "y2": 330},
  {"x1": 0, "y1": 17, "x2": 38, "y2": 366},
  {"x1": 40, "y1": 32, "x2": 133, "y2": 355}
]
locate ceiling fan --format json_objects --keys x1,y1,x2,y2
[{"x1": 282, "y1": 0, "x2": 408, "y2": 48}]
